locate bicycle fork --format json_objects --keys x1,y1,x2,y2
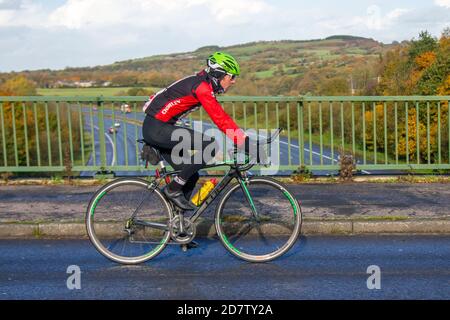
[{"x1": 239, "y1": 178, "x2": 260, "y2": 222}]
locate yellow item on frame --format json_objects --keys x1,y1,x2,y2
[{"x1": 191, "y1": 179, "x2": 218, "y2": 206}]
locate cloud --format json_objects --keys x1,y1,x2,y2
[
  {"x1": 0, "y1": 0, "x2": 47, "y2": 28},
  {"x1": 313, "y1": 5, "x2": 411, "y2": 36},
  {"x1": 308, "y1": 4, "x2": 450, "y2": 44},
  {"x1": 0, "y1": 0, "x2": 23, "y2": 10},
  {"x1": 48, "y1": 0, "x2": 135, "y2": 29},
  {"x1": 46, "y1": 0, "x2": 273, "y2": 29},
  {"x1": 1, "y1": 1, "x2": 449, "y2": 72},
  {"x1": 202, "y1": 0, "x2": 273, "y2": 25},
  {"x1": 361, "y1": 5, "x2": 410, "y2": 30},
  {"x1": 435, "y1": 0, "x2": 450, "y2": 8},
  {"x1": 0, "y1": 0, "x2": 275, "y2": 71},
  {"x1": 0, "y1": 0, "x2": 273, "y2": 30}
]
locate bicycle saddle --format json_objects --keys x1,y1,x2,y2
[{"x1": 137, "y1": 139, "x2": 162, "y2": 165}]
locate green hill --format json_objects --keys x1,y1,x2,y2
[{"x1": 2, "y1": 36, "x2": 392, "y2": 96}]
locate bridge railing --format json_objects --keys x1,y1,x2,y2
[{"x1": 0, "y1": 95, "x2": 449, "y2": 176}]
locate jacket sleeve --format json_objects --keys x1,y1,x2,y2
[{"x1": 195, "y1": 82, "x2": 247, "y2": 147}]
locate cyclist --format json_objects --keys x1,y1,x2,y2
[{"x1": 142, "y1": 52, "x2": 252, "y2": 210}]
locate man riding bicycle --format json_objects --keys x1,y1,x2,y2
[
  {"x1": 142, "y1": 52, "x2": 255, "y2": 211},
  {"x1": 88, "y1": 54, "x2": 298, "y2": 263}
]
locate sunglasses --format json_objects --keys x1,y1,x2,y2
[{"x1": 227, "y1": 73, "x2": 237, "y2": 80}]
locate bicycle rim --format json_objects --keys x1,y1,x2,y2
[
  {"x1": 86, "y1": 178, "x2": 172, "y2": 264},
  {"x1": 215, "y1": 177, "x2": 302, "y2": 262}
]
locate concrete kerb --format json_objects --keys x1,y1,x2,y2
[
  {"x1": 0, "y1": 223, "x2": 39, "y2": 238},
  {"x1": 2, "y1": 175, "x2": 450, "y2": 186},
  {"x1": 1, "y1": 219, "x2": 449, "y2": 239},
  {"x1": 352, "y1": 220, "x2": 450, "y2": 234}
]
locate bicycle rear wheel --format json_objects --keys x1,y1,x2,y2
[
  {"x1": 215, "y1": 177, "x2": 301, "y2": 262},
  {"x1": 86, "y1": 178, "x2": 173, "y2": 264}
]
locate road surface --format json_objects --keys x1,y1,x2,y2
[{"x1": 1, "y1": 235, "x2": 448, "y2": 299}]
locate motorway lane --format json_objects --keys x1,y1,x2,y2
[
  {"x1": 0, "y1": 236, "x2": 449, "y2": 299},
  {"x1": 80, "y1": 109, "x2": 145, "y2": 177},
  {"x1": 79, "y1": 108, "x2": 371, "y2": 177},
  {"x1": 80, "y1": 117, "x2": 116, "y2": 176},
  {"x1": 80, "y1": 107, "x2": 341, "y2": 167},
  {"x1": 79, "y1": 116, "x2": 108, "y2": 177},
  {"x1": 198, "y1": 121, "x2": 343, "y2": 176},
  {"x1": 101, "y1": 116, "x2": 142, "y2": 175}
]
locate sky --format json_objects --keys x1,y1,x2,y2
[{"x1": 0, "y1": 0, "x2": 449, "y2": 72}]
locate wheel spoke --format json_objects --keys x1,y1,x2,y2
[
  {"x1": 228, "y1": 223, "x2": 253, "y2": 246},
  {"x1": 217, "y1": 177, "x2": 301, "y2": 262},
  {"x1": 254, "y1": 223, "x2": 270, "y2": 247},
  {"x1": 107, "y1": 235, "x2": 127, "y2": 252},
  {"x1": 86, "y1": 178, "x2": 172, "y2": 264}
]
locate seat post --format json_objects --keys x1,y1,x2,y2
[
  {"x1": 159, "y1": 159, "x2": 166, "y2": 169},
  {"x1": 158, "y1": 161, "x2": 171, "y2": 184},
  {"x1": 137, "y1": 138, "x2": 170, "y2": 184}
]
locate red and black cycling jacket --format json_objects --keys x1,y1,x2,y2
[{"x1": 144, "y1": 70, "x2": 246, "y2": 147}]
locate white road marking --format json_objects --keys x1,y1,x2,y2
[
  {"x1": 201, "y1": 121, "x2": 371, "y2": 174},
  {"x1": 88, "y1": 124, "x2": 116, "y2": 167}
]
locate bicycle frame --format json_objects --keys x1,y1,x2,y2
[
  {"x1": 134, "y1": 128, "x2": 282, "y2": 230},
  {"x1": 156, "y1": 162, "x2": 253, "y2": 222},
  {"x1": 130, "y1": 161, "x2": 256, "y2": 236},
  {"x1": 189, "y1": 165, "x2": 250, "y2": 223}
]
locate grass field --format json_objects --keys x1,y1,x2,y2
[
  {"x1": 255, "y1": 69, "x2": 276, "y2": 79},
  {"x1": 37, "y1": 87, "x2": 159, "y2": 96}
]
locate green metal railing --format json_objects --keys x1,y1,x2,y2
[{"x1": 0, "y1": 95, "x2": 449, "y2": 175}]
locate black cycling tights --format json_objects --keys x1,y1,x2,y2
[{"x1": 142, "y1": 115, "x2": 218, "y2": 199}]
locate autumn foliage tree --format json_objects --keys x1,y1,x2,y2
[
  {"x1": 368, "y1": 29, "x2": 450, "y2": 163},
  {"x1": 0, "y1": 76, "x2": 82, "y2": 172},
  {"x1": 0, "y1": 75, "x2": 37, "y2": 96}
]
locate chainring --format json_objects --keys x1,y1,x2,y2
[{"x1": 169, "y1": 216, "x2": 196, "y2": 244}]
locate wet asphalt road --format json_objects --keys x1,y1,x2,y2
[{"x1": 0, "y1": 235, "x2": 449, "y2": 300}]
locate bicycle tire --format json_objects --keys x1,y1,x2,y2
[
  {"x1": 215, "y1": 177, "x2": 302, "y2": 262},
  {"x1": 86, "y1": 178, "x2": 173, "y2": 264}
]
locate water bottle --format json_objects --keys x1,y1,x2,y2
[{"x1": 191, "y1": 178, "x2": 218, "y2": 206}]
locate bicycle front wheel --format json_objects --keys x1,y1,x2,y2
[
  {"x1": 86, "y1": 178, "x2": 173, "y2": 264},
  {"x1": 215, "y1": 177, "x2": 302, "y2": 262}
]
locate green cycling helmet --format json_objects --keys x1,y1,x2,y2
[{"x1": 207, "y1": 52, "x2": 240, "y2": 76}]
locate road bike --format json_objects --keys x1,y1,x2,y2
[{"x1": 86, "y1": 128, "x2": 302, "y2": 264}]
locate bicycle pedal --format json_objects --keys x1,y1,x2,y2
[
  {"x1": 180, "y1": 241, "x2": 199, "y2": 252},
  {"x1": 187, "y1": 240, "x2": 199, "y2": 249}
]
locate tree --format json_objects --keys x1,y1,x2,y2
[
  {"x1": 377, "y1": 46, "x2": 414, "y2": 95},
  {"x1": 126, "y1": 87, "x2": 154, "y2": 96},
  {"x1": 0, "y1": 76, "x2": 85, "y2": 169},
  {"x1": 0, "y1": 75, "x2": 37, "y2": 96},
  {"x1": 318, "y1": 77, "x2": 349, "y2": 96},
  {"x1": 408, "y1": 31, "x2": 438, "y2": 60},
  {"x1": 416, "y1": 29, "x2": 450, "y2": 95}
]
